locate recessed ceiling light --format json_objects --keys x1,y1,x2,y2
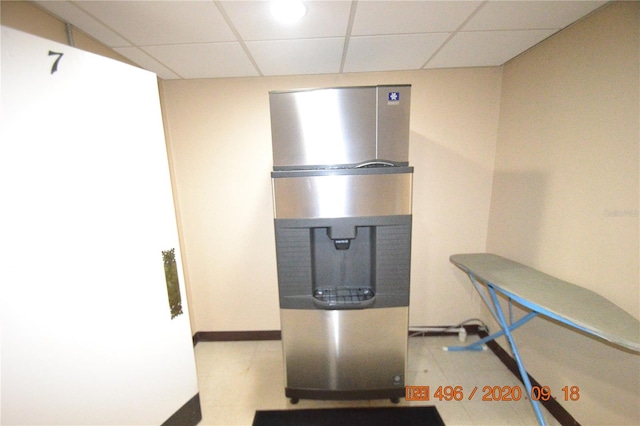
[{"x1": 270, "y1": 1, "x2": 306, "y2": 24}]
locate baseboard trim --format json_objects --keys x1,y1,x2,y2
[
  {"x1": 193, "y1": 330, "x2": 281, "y2": 345},
  {"x1": 410, "y1": 324, "x2": 482, "y2": 336},
  {"x1": 192, "y1": 326, "x2": 480, "y2": 345},
  {"x1": 161, "y1": 393, "x2": 201, "y2": 426},
  {"x1": 478, "y1": 329, "x2": 580, "y2": 426}
]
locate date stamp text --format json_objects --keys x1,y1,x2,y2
[{"x1": 406, "y1": 385, "x2": 580, "y2": 402}]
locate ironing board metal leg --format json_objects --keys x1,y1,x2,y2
[
  {"x1": 488, "y1": 285, "x2": 546, "y2": 426},
  {"x1": 469, "y1": 273, "x2": 498, "y2": 320},
  {"x1": 445, "y1": 312, "x2": 537, "y2": 351}
]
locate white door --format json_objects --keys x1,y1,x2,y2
[{"x1": 1, "y1": 26, "x2": 199, "y2": 425}]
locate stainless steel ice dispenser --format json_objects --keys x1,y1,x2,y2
[{"x1": 270, "y1": 85, "x2": 413, "y2": 402}]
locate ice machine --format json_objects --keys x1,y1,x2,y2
[{"x1": 270, "y1": 85, "x2": 413, "y2": 402}]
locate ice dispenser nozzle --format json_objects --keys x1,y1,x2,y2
[
  {"x1": 327, "y1": 224, "x2": 355, "y2": 250},
  {"x1": 333, "y1": 239, "x2": 350, "y2": 250}
]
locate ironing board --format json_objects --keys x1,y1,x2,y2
[{"x1": 448, "y1": 253, "x2": 640, "y2": 426}]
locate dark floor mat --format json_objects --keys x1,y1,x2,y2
[{"x1": 253, "y1": 406, "x2": 445, "y2": 426}]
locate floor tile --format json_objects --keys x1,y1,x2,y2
[{"x1": 195, "y1": 335, "x2": 559, "y2": 425}]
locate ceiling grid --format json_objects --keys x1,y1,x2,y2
[{"x1": 34, "y1": 0, "x2": 608, "y2": 80}]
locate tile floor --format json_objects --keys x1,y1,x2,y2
[{"x1": 194, "y1": 335, "x2": 561, "y2": 425}]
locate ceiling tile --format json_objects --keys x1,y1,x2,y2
[
  {"x1": 35, "y1": 1, "x2": 130, "y2": 47},
  {"x1": 427, "y1": 29, "x2": 556, "y2": 69},
  {"x1": 352, "y1": 0, "x2": 482, "y2": 35},
  {"x1": 247, "y1": 38, "x2": 344, "y2": 76},
  {"x1": 221, "y1": 0, "x2": 352, "y2": 40},
  {"x1": 463, "y1": 0, "x2": 607, "y2": 31},
  {"x1": 74, "y1": 1, "x2": 236, "y2": 46},
  {"x1": 113, "y1": 47, "x2": 181, "y2": 80},
  {"x1": 29, "y1": 0, "x2": 610, "y2": 80},
  {"x1": 344, "y1": 33, "x2": 450, "y2": 73},
  {"x1": 142, "y1": 43, "x2": 258, "y2": 79}
]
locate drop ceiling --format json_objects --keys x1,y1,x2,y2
[{"x1": 35, "y1": 0, "x2": 608, "y2": 80}]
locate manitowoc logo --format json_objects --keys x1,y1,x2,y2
[{"x1": 388, "y1": 92, "x2": 400, "y2": 104}]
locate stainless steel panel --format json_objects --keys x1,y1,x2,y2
[
  {"x1": 377, "y1": 86, "x2": 411, "y2": 162},
  {"x1": 270, "y1": 87, "x2": 377, "y2": 168},
  {"x1": 280, "y1": 307, "x2": 408, "y2": 391},
  {"x1": 272, "y1": 172, "x2": 412, "y2": 219}
]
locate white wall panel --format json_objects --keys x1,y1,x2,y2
[{"x1": 1, "y1": 26, "x2": 198, "y2": 425}]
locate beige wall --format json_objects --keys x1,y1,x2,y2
[
  {"x1": 160, "y1": 69, "x2": 502, "y2": 332},
  {"x1": 487, "y1": 2, "x2": 639, "y2": 424}
]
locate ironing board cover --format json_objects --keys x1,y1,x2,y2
[{"x1": 450, "y1": 253, "x2": 640, "y2": 352}]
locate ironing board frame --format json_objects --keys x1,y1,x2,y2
[{"x1": 447, "y1": 253, "x2": 640, "y2": 426}]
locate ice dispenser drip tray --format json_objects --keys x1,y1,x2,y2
[{"x1": 313, "y1": 287, "x2": 376, "y2": 309}]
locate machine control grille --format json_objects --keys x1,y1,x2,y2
[{"x1": 313, "y1": 287, "x2": 375, "y2": 308}]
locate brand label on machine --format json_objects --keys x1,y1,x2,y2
[{"x1": 388, "y1": 91, "x2": 400, "y2": 105}]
